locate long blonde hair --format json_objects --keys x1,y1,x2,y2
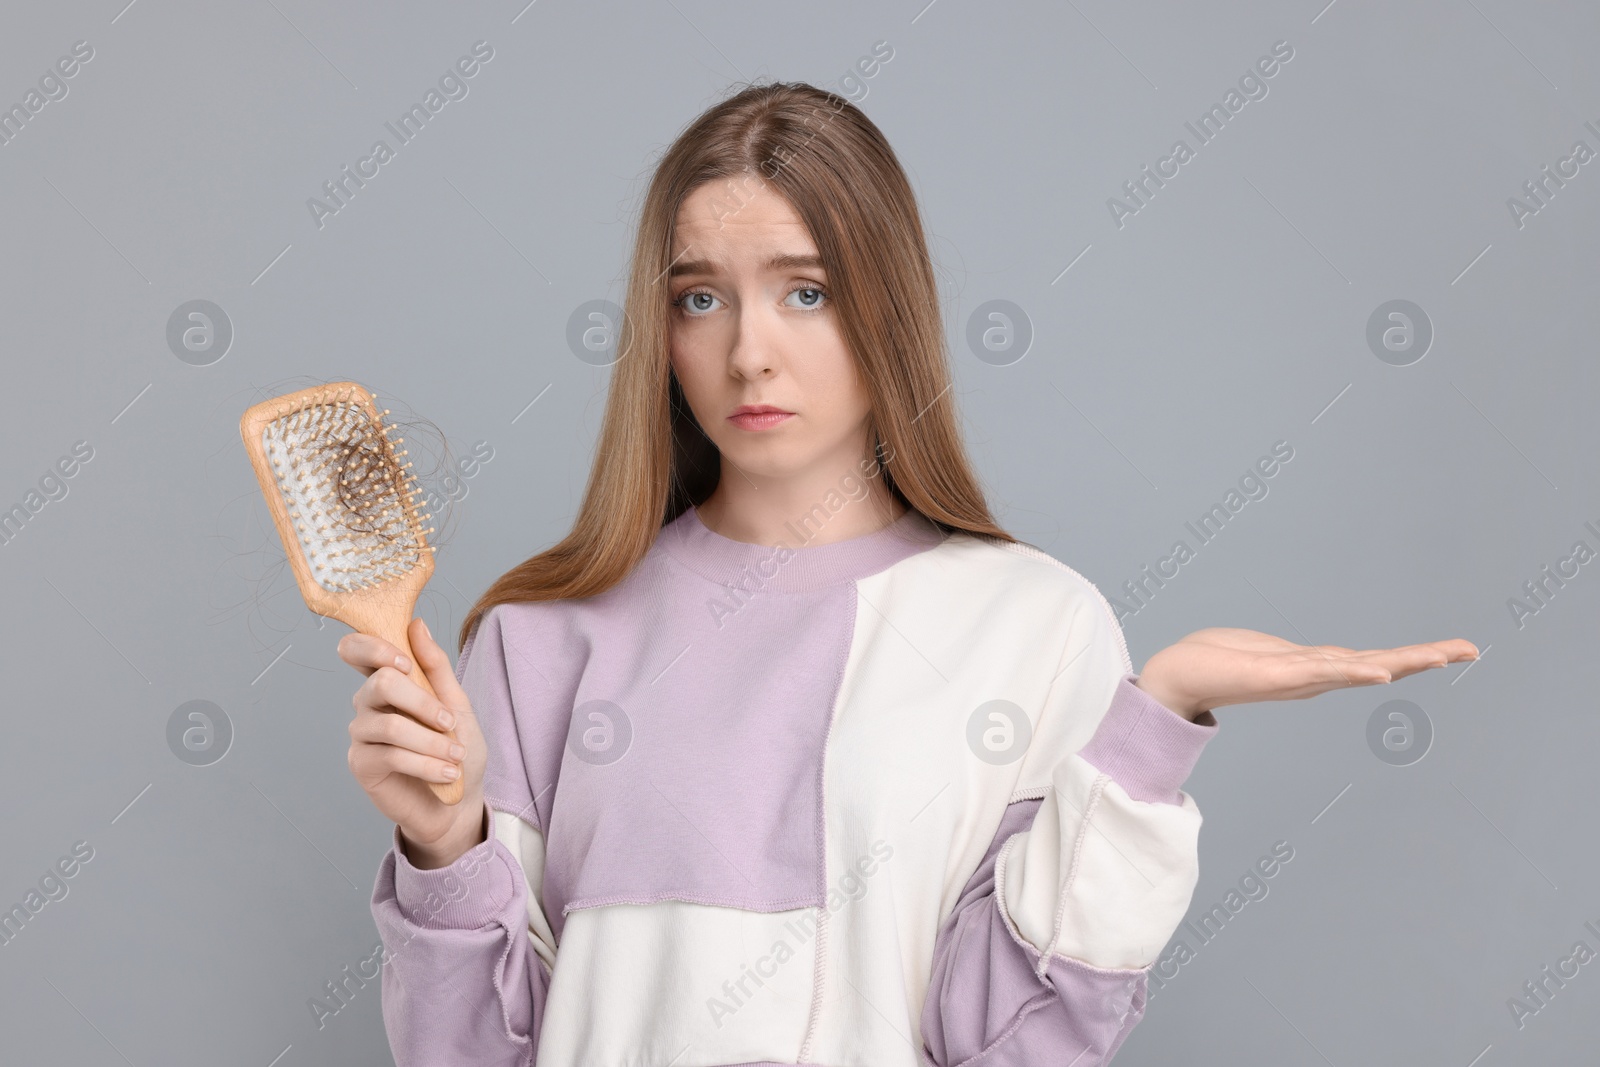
[{"x1": 459, "y1": 80, "x2": 1016, "y2": 652}]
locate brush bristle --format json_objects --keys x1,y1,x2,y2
[{"x1": 261, "y1": 389, "x2": 435, "y2": 593}]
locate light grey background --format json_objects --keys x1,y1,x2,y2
[{"x1": 2, "y1": 1, "x2": 1596, "y2": 1063}]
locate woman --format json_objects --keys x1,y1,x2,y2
[{"x1": 339, "y1": 81, "x2": 1476, "y2": 1065}]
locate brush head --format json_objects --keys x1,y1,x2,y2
[{"x1": 241, "y1": 382, "x2": 436, "y2": 617}]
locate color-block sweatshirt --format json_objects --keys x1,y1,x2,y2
[{"x1": 368, "y1": 504, "x2": 1220, "y2": 1066}]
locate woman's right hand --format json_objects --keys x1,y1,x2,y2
[{"x1": 338, "y1": 616, "x2": 489, "y2": 869}]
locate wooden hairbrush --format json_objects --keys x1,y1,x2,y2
[{"x1": 239, "y1": 381, "x2": 463, "y2": 805}]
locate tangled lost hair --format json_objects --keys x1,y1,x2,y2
[{"x1": 458, "y1": 79, "x2": 1016, "y2": 652}]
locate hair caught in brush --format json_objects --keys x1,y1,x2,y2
[{"x1": 215, "y1": 375, "x2": 470, "y2": 648}]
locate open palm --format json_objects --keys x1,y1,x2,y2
[{"x1": 1137, "y1": 627, "x2": 1480, "y2": 721}]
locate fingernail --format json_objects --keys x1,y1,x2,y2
[
  {"x1": 439, "y1": 708, "x2": 455, "y2": 730},
  {"x1": 395, "y1": 655, "x2": 411, "y2": 671},
  {"x1": 449, "y1": 743, "x2": 465, "y2": 760},
  {"x1": 420, "y1": 619, "x2": 431, "y2": 641},
  {"x1": 442, "y1": 765, "x2": 459, "y2": 780}
]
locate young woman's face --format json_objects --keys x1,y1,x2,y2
[{"x1": 667, "y1": 174, "x2": 873, "y2": 484}]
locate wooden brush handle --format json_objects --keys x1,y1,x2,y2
[{"x1": 369, "y1": 615, "x2": 466, "y2": 806}]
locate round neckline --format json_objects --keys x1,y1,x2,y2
[{"x1": 659, "y1": 502, "x2": 946, "y2": 593}]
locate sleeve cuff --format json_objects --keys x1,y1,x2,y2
[
  {"x1": 390, "y1": 799, "x2": 519, "y2": 928},
  {"x1": 1076, "y1": 672, "x2": 1219, "y2": 805}
]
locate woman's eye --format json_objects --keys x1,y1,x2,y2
[
  {"x1": 786, "y1": 287, "x2": 827, "y2": 311},
  {"x1": 678, "y1": 290, "x2": 719, "y2": 315}
]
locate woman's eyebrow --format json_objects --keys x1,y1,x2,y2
[{"x1": 668, "y1": 252, "x2": 824, "y2": 278}]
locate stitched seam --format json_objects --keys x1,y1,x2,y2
[
  {"x1": 948, "y1": 990, "x2": 1062, "y2": 1067},
  {"x1": 487, "y1": 914, "x2": 536, "y2": 1058},
  {"x1": 799, "y1": 579, "x2": 859, "y2": 1059},
  {"x1": 562, "y1": 890, "x2": 821, "y2": 914},
  {"x1": 990, "y1": 832, "x2": 1026, "y2": 949},
  {"x1": 799, "y1": 904, "x2": 828, "y2": 1061},
  {"x1": 1043, "y1": 773, "x2": 1109, "y2": 977},
  {"x1": 815, "y1": 588, "x2": 857, "y2": 908}
]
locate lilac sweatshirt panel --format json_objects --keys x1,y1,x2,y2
[
  {"x1": 541, "y1": 564, "x2": 856, "y2": 926},
  {"x1": 484, "y1": 505, "x2": 946, "y2": 943}
]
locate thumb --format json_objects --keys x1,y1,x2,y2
[{"x1": 409, "y1": 617, "x2": 471, "y2": 715}]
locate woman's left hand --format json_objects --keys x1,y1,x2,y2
[{"x1": 1134, "y1": 628, "x2": 1480, "y2": 724}]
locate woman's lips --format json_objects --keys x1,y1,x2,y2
[{"x1": 727, "y1": 411, "x2": 794, "y2": 431}]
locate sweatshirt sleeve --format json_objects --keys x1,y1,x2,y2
[
  {"x1": 921, "y1": 594, "x2": 1219, "y2": 1065},
  {"x1": 368, "y1": 606, "x2": 560, "y2": 1066}
]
